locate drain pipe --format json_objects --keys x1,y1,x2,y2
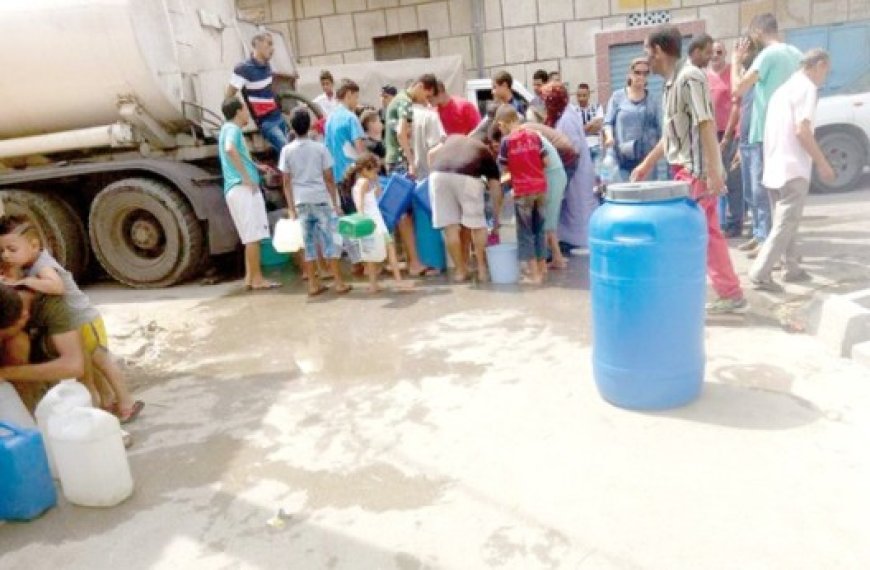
[{"x1": 471, "y1": 0, "x2": 485, "y2": 79}]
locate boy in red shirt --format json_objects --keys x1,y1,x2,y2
[{"x1": 496, "y1": 105, "x2": 549, "y2": 285}]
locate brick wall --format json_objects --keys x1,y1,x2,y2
[{"x1": 237, "y1": 0, "x2": 865, "y2": 105}]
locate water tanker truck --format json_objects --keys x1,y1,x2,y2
[{"x1": 0, "y1": 0, "x2": 312, "y2": 287}]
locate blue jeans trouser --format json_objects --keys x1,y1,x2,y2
[
  {"x1": 741, "y1": 142, "x2": 771, "y2": 241},
  {"x1": 259, "y1": 114, "x2": 290, "y2": 156},
  {"x1": 718, "y1": 136, "x2": 744, "y2": 231},
  {"x1": 297, "y1": 203, "x2": 341, "y2": 261},
  {"x1": 515, "y1": 194, "x2": 547, "y2": 261}
]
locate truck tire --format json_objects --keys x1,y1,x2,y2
[
  {"x1": 89, "y1": 178, "x2": 204, "y2": 288},
  {"x1": 0, "y1": 190, "x2": 89, "y2": 280},
  {"x1": 813, "y1": 130, "x2": 866, "y2": 193}
]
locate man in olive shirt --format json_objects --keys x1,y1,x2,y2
[
  {"x1": 0, "y1": 283, "x2": 85, "y2": 388},
  {"x1": 384, "y1": 74, "x2": 438, "y2": 177}
]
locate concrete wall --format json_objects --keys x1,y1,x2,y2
[{"x1": 237, "y1": 0, "x2": 865, "y2": 104}]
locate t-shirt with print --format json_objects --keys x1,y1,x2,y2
[
  {"x1": 26, "y1": 250, "x2": 99, "y2": 328},
  {"x1": 219, "y1": 122, "x2": 260, "y2": 194},
  {"x1": 521, "y1": 123, "x2": 579, "y2": 171},
  {"x1": 762, "y1": 70, "x2": 818, "y2": 189},
  {"x1": 384, "y1": 90, "x2": 414, "y2": 166},
  {"x1": 229, "y1": 57, "x2": 281, "y2": 124},
  {"x1": 27, "y1": 295, "x2": 75, "y2": 363},
  {"x1": 430, "y1": 136, "x2": 500, "y2": 181},
  {"x1": 498, "y1": 130, "x2": 547, "y2": 197},
  {"x1": 278, "y1": 137, "x2": 335, "y2": 205},
  {"x1": 325, "y1": 105, "x2": 365, "y2": 183},
  {"x1": 411, "y1": 105, "x2": 446, "y2": 179},
  {"x1": 748, "y1": 42, "x2": 802, "y2": 144},
  {"x1": 437, "y1": 96, "x2": 482, "y2": 135},
  {"x1": 662, "y1": 59, "x2": 719, "y2": 177}
]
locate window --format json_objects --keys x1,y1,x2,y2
[{"x1": 373, "y1": 31, "x2": 430, "y2": 61}]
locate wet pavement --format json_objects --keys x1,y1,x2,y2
[{"x1": 2, "y1": 208, "x2": 870, "y2": 568}]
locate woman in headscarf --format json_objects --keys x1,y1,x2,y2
[{"x1": 542, "y1": 82, "x2": 598, "y2": 250}]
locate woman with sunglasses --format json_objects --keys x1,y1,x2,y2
[{"x1": 602, "y1": 57, "x2": 663, "y2": 181}]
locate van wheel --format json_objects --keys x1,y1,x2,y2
[
  {"x1": 0, "y1": 190, "x2": 89, "y2": 280},
  {"x1": 89, "y1": 178, "x2": 204, "y2": 288},
  {"x1": 813, "y1": 130, "x2": 865, "y2": 193}
]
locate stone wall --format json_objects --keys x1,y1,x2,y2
[{"x1": 236, "y1": 0, "x2": 866, "y2": 101}]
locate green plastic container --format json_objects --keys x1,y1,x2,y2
[
  {"x1": 338, "y1": 214, "x2": 376, "y2": 238},
  {"x1": 260, "y1": 238, "x2": 290, "y2": 266}
]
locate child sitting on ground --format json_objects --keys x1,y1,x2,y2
[
  {"x1": 495, "y1": 104, "x2": 549, "y2": 285},
  {"x1": 0, "y1": 216, "x2": 143, "y2": 423},
  {"x1": 279, "y1": 108, "x2": 352, "y2": 298},
  {"x1": 344, "y1": 153, "x2": 413, "y2": 294}
]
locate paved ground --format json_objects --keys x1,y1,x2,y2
[{"x1": 2, "y1": 183, "x2": 870, "y2": 569}]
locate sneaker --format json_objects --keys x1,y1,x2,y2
[
  {"x1": 738, "y1": 238, "x2": 759, "y2": 252},
  {"x1": 706, "y1": 297, "x2": 749, "y2": 314},
  {"x1": 782, "y1": 269, "x2": 811, "y2": 283},
  {"x1": 746, "y1": 244, "x2": 762, "y2": 259},
  {"x1": 750, "y1": 278, "x2": 783, "y2": 293}
]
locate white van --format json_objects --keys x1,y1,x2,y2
[{"x1": 465, "y1": 78, "x2": 536, "y2": 119}]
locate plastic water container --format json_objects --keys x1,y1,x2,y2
[
  {"x1": 0, "y1": 381, "x2": 36, "y2": 429},
  {"x1": 378, "y1": 174, "x2": 415, "y2": 232},
  {"x1": 0, "y1": 422, "x2": 57, "y2": 521},
  {"x1": 338, "y1": 213, "x2": 376, "y2": 238},
  {"x1": 590, "y1": 182, "x2": 707, "y2": 410},
  {"x1": 272, "y1": 217, "x2": 304, "y2": 253},
  {"x1": 48, "y1": 407, "x2": 134, "y2": 507},
  {"x1": 413, "y1": 200, "x2": 446, "y2": 271},
  {"x1": 486, "y1": 244, "x2": 520, "y2": 284},
  {"x1": 260, "y1": 238, "x2": 290, "y2": 267},
  {"x1": 35, "y1": 379, "x2": 92, "y2": 477},
  {"x1": 413, "y1": 178, "x2": 432, "y2": 216}
]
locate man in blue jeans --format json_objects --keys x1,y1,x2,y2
[
  {"x1": 732, "y1": 13, "x2": 802, "y2": 258},
  {"x1": 226, "y1": 32, "x2": 289, "y2": 155}
]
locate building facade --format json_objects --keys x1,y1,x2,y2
[{"x1": 237, "y1": 0, "x2": 869, "y2": 103}]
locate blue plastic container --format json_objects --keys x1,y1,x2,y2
[
  {"x1": 0, "y1": 422, "x2": 57, "y2": 521},
  {"x1": 413, "y1": 178, "x2": 432, "y2": 216},
  {"x1": 590, "y1": 182, "x2": 707, "y2": 410},
  {"x1": 486, "y1": 243, "x2": 520, "y2": 284},
  {"x1": 413, "y1": 203, "x2": 446, "y2": 271},
  {"x1": 378, "y1": 174, "x2": 415, "y2": 232}
]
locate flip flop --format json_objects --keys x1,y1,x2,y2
[
  {"x1": 409, "y1": 267, "x2": 440, "y2": 278},
  {"x1": 334, "y1": 284, "x2": 353, "y2": 295},
  {"x1": 308, "y1": 285, "x2": 329, "y2": 298},
  {"x1": 250, "y1": 281, "x2": 281, "y2": 291},
  {"x1": 119, "y1": 400, "x2": 145, "y2": 425}
]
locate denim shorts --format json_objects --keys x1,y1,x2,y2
[{"x1": 297, "y1": 203, "x2": 341, "y2": 261}]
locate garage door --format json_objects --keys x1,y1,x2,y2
[{"x1": 786, "y1": 21, "x2": 870, "y2": 95}]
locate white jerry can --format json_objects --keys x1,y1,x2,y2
[{"x1": 34, "y1": 379, "x2": 92, "y2": 477}]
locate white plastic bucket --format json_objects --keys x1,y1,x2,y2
[
  {"x1": 486, "y1": 244, "x2": 520, "y2": 284},
  {"x1": 272, "y1": 218, "x2": 304, "y2": 253},
  {"x1": 35, "y1": 379, "x2": 92, "y2": 477}
]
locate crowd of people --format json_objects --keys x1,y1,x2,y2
[{"x1": 0, "y1": 14, "x2": 835, "y2": 435}]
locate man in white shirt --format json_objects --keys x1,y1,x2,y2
[
  {"x1": 408, "y1": 103, "x2": 446, "y2": 180},
  {"x1": 574, "y1": 83, "x2": 604, "y2": 161},
  {"x1": 749, "y1": 49, "x2": 836, "y2": 289},
  {"x1": 312, "y1": 70, "x2": 339, "y2": 117}
]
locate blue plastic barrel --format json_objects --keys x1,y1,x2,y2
[
  {"x1": 0, "y1": 422, "x2": 57, "y2": 521},
  {"x1": 378, "y1": 175, "x2": 415, "y2": 232},
  {"x1": 590, "y1": 182, "x2": 707, "y2": 410},
  {"x1": 413, "y1": 199, "x2": 446, "y2": 271},
  {"x1": 413, "y1": 178, "x2": 432, "y2": 216}
]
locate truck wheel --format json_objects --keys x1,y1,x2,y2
[
  {"x1": 0, "y1": 190, "x2": 89, "y2": 280},
  {"x1": 813, "y1": 130, "x2": 866, "y2": 193},
  {"x1": 89, "y1": 178, "x2": 204, "y2": 288}
]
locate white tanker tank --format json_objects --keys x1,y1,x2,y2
[{"x1": 0, "y1": 0, "x2": 305, "y2": 287}]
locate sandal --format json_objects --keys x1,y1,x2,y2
[
  {"x1": 334, "y1": 284, "x2": 353, "y2": 295},
  {"x1": 409, "y1": 267, "x2": 441, "y2": 278},
  {"x1": 308, "y1": 285, "x2": 329, "y2": 298},
  {"x1": 249, "y1": 281, "x2": 281, "y2": 290},
  {"x1": 119, "y1": 400, "x2": 144, "y2": 425}
]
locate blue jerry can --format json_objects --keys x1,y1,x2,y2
[{"x1": 0, "y1": 421, "x2": 57, "y2": 521}]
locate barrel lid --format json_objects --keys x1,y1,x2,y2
[{"x1": 607, "y1": 181, "x2": 690, "y2": 202}]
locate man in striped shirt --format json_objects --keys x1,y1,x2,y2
[
  {"x1": 226, "y1": 32, "x2": 289, "y2": 155},
  {"x1": 632, "y1": 25, "x2": 747, "y2": 315}
]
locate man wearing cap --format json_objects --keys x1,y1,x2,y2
[{"x1": 748, "y1": 49, "x2": 835, "y2": 290}]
